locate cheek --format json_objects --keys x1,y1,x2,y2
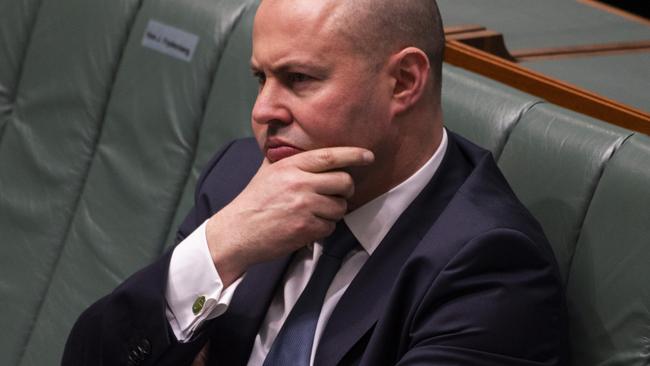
[
  {"x1": 311, "y1": 106, "x2": 364, "y2": 145},
  {"x1": 293, "y1": 80, "x2": 387, "y2": 148},
  {"x1": 291, "y1": 95, "x2": 348, "y2": 143},
  {"x1": 341, "y1": 90, "x2": 392, "y2": 146},
  {"x1": 251, "y1": 120, "x2": 266, "y2": 149}
]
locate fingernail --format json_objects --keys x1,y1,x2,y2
[{"x1": 363, "y1": 151, "x2": 374, "y2": 163}]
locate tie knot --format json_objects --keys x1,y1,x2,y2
[{"x1": 322, "y1": 221, "x2": 359, "y2": 260}]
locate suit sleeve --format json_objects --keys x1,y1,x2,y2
[
  {"x1": 396, "y1": 228, "x2": 569, "y2": 366},
  {"x1": 62, "y1": 141, "x2": 239, "y2": 366}
]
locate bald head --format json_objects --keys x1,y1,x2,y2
[
  {"x1": 331, "y1": 0, "x2": 445, "y2": 91},
  {"x1": 252, "y1": 0, "x2": 445, "y2": 207},
  {"x1": 256, "y1": 0, "x2": 445, "y2": 92}
]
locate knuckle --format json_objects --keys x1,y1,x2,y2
[
  {"x1": 315, "y1": 150, "x2": 336, "y2": 166},
  {"x1": 291, "y1": 194, "x2": 311, "y2": 211},
  {"x1": 287, "y1": 178, "x2": 304, "y2": 192},
  {"x1": 292, "y1": 216, "x2": 312, "y2": 233},
  {"x1": 285, "y1": 172, "x2": 307, "y2": 191}
]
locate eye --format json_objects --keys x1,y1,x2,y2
[
  {"x1": 253, "y1": 71, "x2": 266, "y2": 85},
  {"x1": 287, "y1": 73, "x2": 311, "y2": 84}
]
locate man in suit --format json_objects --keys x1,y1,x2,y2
[{"x1": 63, "y1": 0, "x2": 568, "y2": 365}]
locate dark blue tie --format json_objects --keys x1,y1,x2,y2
[{"x1": 262, "y1": 221, "x2": 359, "y2": 366}]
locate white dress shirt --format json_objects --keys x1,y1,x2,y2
[{"x1": 165, "y1": 129, "x2": 448, "y2": 365}]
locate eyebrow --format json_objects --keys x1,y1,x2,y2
[{"x1": 250, "y1": 59, "x2": 328, "y2": 76}]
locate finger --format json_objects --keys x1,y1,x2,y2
[
  {"x1": 260, "y1": 157, "x2": 271, "y2": 168},
  {"x1": 293, "y1": 147, "x2": 374, "y2": 173},
  {"x1": 311, "y1": 194, "x2": 348, "y2": 221},
  {"x1": 304, "y1": 214, "x2": 338, "y2": 241},
  {"x1": 310, "y1": 171, "x2": 355, "y2": 198}
]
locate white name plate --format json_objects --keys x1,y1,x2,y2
[{"x1": 142, "y1": 20, "x2": 199, "y2": 62}]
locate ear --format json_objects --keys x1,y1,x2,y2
[{"x1": 387, "y1": 47, "x2": 430, "y2": 116}]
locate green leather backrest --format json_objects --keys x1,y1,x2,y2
[
  {"x1": 444, "y1": 64, "x2": 649, "y2": 365},
  {"x1": 498, "y1": 104, "x2": 630, "y2": 280},
  {"x1": 0, "y1": 0, "x2": 41, "y2": 134},
  {"x1": 1, "y1": 0, "x2": 144, "y2": 363},
  {"x1": 162, "y1": 5, "x2": 258, "y2": 249},
  {"x1": 441, "y1": 66, "x2": 540, "y2": 160},
  {"x1": 567, "y1": 134, "x2": 650, "y2": 366},
  {"x1": 0, "y1": 1, "x2": 258, "y2": 365}
]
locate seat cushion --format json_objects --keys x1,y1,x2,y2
[
  {"x1": 442, "y1": 64, "x2": 539, "y2": 159},
  {"x1": 0, "y1": 0, "x2": 142, "y2": 363},
  {"x1": 497, "y1": 103, "x2": 631, "y2": 280},
  {"x1": 566, "y1": 134, "x2": 650, "y2": 366},
  {"x1": 0, "y1": 0, "x2": 259, "y2": 365}
]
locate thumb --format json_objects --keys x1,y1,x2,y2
[{"x1": 261, "y1": 157, "x2": 271, "y2": 168}]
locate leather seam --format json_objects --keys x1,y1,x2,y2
[
  {"x1": 158, "y1": 1, "x2": 255, "y2": 255},
  {"x1": 564, "y1": 132, "x2": 635, "y2": 287},
  {"x1": 16, "y1": 0, "x2": 147, "y2": 363},
  {"x1": 0, "y1": 0, "x2": 46, "y2": 147},
  {"x1": 494, "y1": 100, "x2": 545, "y2": 162}
]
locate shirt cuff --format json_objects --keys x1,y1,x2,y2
[{"x1": 165, "y1": 220, "x2": 244, "y2": 342}]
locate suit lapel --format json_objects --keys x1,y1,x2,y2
[
  {"x1": 208, "y1": 255, "x2": 293, "y2": 365},
  {"x1": 314, "y1": 134, "x2": 473, "y2": 365}
]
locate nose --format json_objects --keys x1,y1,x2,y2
[{"x1": 252, "y1": 80, "x2": 292, "y2": 127}]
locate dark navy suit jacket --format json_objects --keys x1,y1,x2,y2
[{"x1": 63, "y1": 132, "x2": 569, "y2": 365}]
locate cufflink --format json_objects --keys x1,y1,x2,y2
[{"x1": 192, "y1": 295, "x2": 206, "y2": 315}]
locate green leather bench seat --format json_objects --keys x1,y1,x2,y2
[
  {"x1": 441, "y1": 66, "x2": 540, "y2": 159},
  {"x1": 1, "y1": 0, "x2": 649, "y2": 364},
  {"x1": 437, "y1": 0, "x2": 650, "y2": 50},
  {"x1": 0, "y1": 0, "x2": 257, "y2": 365},
  {"x1": 443, "y1": 65, "x2": 648, "y2": 365},
  {"x1": 440, "y1": 85, "x2": 639, "y2": 283},
  {"x1": 0, "y1": 0, "x2": 40, "y2": 133},
  {"x1": 567, "y1": 134, "x2": 650, "y2": 366},
  {"x1": 497, "y1": 103, "x2": 630, "y2": 280},
  {"x1": 522, "y1": 53, "x2": 650, "y2": 113},
  {"x1": 17, "y1": 2, "x2": 257, "y2": 363},
  {"x1": 1, "y1": 0, "x2": 143, "y2": 363}
]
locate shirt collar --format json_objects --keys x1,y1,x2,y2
[{"x1": 344, "y1": 128, "x2": 448, "y2": 255}]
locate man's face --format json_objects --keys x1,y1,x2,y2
[{"x1": 250, "y1": 0, "x2": 395, "y2": 164}]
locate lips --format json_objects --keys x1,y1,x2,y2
[{"x1": 265, "y1": 139, "x2": 304, "y2": 162}]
